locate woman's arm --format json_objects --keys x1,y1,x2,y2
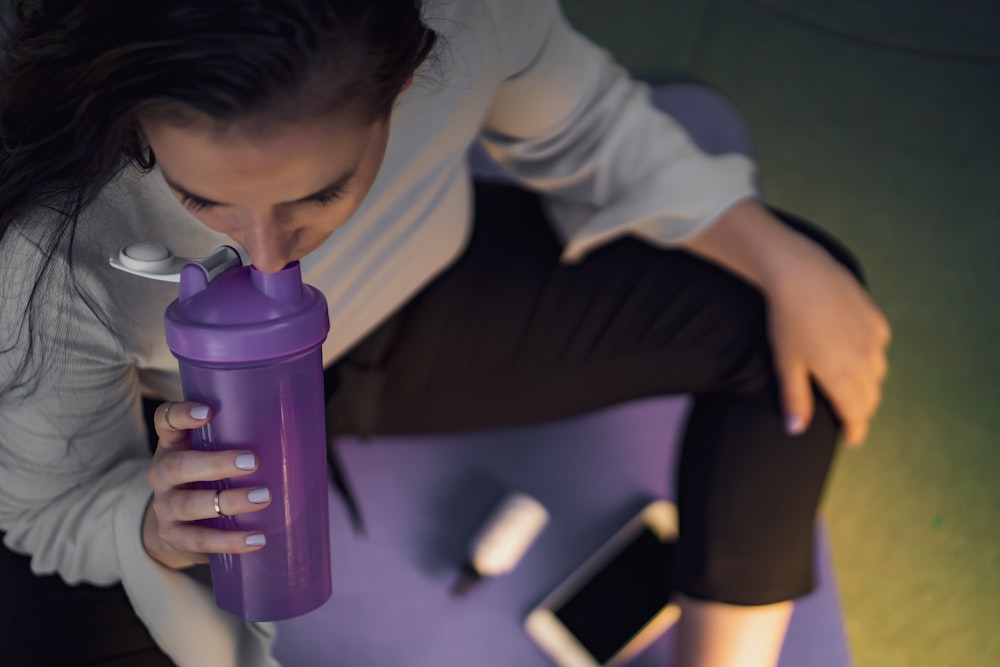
[
  {"x1": 0, "y1": 225, "x2": 278, "y2": 666},
  {"x1": 0, "y1": 231, "x2": 151, "y2": 585},
  {"x1": 479, "y1": 0, "x2": 890, "y2": 443},
  {"x1": 479, "y1": 0, "x2": 758, "y2": 261},
  {"x1": 679, "y1": 199, "x2": 892, "y2": 445}
]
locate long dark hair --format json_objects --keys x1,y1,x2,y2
[{"x1": 0, "y1": 0, "x2": 438, "y2": 396}]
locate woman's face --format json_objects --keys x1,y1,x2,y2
[{"x1": 141, "y1": 111, "x2": 391, "y2": 273}]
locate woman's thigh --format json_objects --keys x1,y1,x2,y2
[
  {"x1": 330, "y1": 180, "x2": 863, "y2": 604},
  {"x1": 333, "y1": 181, "x2": 861, "y2": 436}
]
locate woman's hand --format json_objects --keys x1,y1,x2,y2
[
  {"x1": 142, "y1": 401, "x2": 272, "y2": 570},
  {"x1": 680, "y1": 199, "x2": 891, "y2": 445},
  {"x1": 763, "y1": 237, "x2": 891, "y2": 445}
]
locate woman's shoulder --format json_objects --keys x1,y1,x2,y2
[{"x1": 0, "y1": 168, "x2": 185, "y2": 368}]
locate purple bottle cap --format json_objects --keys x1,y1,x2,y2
[{"x1": 165, "y1": 261, "x2": 330, "y2": 364}]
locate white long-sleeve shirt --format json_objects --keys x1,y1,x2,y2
[{"x1": 0, "y1": 1, "x2": 756, "y2": 664}]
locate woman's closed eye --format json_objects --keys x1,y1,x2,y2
[
  {"x1": 181, "y1": 194, "x2": 218, "y2": 212},
  {"x1": 307, "y1": 188, "x2": 345, "y2": 207},
  {"x1": 180, "y1": 185, "x2": 347, "y2": 213}
]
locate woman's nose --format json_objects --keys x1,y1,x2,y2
[{"x1": 239, "y1": 213, "x2": 296, "y2": 274}]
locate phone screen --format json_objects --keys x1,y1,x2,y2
[{"x1": 552, "y1": 527, "x2": 676, "y2": 663}]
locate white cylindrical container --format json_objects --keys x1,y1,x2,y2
[{"x1": 453, "y1": 492, "x2": 549, "y2": 596}]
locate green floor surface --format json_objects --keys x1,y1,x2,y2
[{"x1": 562, "y1": 1, "x2": 1000, "y2": 665}]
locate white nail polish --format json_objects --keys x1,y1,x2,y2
[
  {"x1": 247, "y1": 488, "x2": 270, "y2": 504},
  {"x1": 190, "y1": 405, "x2": 209, "y2": 420},
  {"x1": 786, "y1": 415, "x2": 805, "y2": 435},
  {"x1": 245, "y1": 534, "x2": 266, "y2": 547},
  {"x1": 235, "y1": 453, "x2": 256, "y2": 470}
]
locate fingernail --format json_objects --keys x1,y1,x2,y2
[
  {"x1": 785, "y1": 415, "x2": 805, "y2": 435},
  {"x1": 190, "y1": 405, "x2": 209, "y2": 420},
  {"x1": 247, "y1": 488, "x2": 270, "y2": 504},
  {"x1": 245, "y1": 534, "x2": 266, "y2": 547},
  {"x1": 235, "y1": 453, "x2": 257, "y2": 470}
]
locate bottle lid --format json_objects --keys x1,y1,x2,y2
[
  {"x1": 165, "y1": 261, "x2": 330, "y2": 364},
  {"x1": 450, "y1": 562, "x2": 483, "y2": 597}
]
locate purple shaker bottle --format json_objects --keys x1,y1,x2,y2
[{"x1": 163, "y1": 250, "x2": 332, "y2": 621}]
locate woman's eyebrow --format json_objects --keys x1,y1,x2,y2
[{"x1": 160, "y1": 169, "x2": 356, "y2": 206}]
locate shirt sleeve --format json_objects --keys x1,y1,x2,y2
[
  {"x1": 0, "y1": 225, "x2": 278, "y2": 666},
  {"x1": 0, "y1": 225, "x2": 149, "y2": 584},
  {"x1": 478, "y1": 0, "x2": 759, "y2": 262}
]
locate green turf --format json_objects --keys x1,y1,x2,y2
[{"x1": 562, "y1": 1, "x2": 1000, "y2": 665}]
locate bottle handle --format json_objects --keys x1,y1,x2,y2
[{"x1": 110, "y1": 243, "x2": 242, "y2": 284}]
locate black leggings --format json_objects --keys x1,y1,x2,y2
[
  {"x1": 0, "y1": 181, "x2": 862, "y2": 665},
  {"x1": 327, "y1": 180, "x2": 862, "y2": 607}
]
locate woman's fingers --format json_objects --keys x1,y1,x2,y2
[
  {"x1": 871, "y1": 348, "x2": 889, "y2": 383},
  {"x1": 154, "y1": 486, "x2": 272, "y2": 523},
  {"x1": 874, "y1": 310, "x2": 893, "y2": 347},
  {"x1": 774, "y1": 353, "x2": 814, "y2": 436},
  {"x1": 838, "y1": 388, "x2": 870, "y2": 447},
  {"x1": 774, "y1": 320, "x2": 888, "y2": 447},
  {"x1": 148, "y1": 447, "x2": 259, "y2": 490},
  {"x1": 155, "y1": 523, "x2": 268, "y2": 558},
  {"x1": 154, "y1": 401, "x2": 210, "y2": 449},
  {"x1": 820, "y1": 352, "x2": 885, "y2": 447},
  {"x1": 143, "y1": 401, "x2": 272, "y2": 566}
]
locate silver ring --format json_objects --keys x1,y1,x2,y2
[{"x1": 213, "y1": 489, "x2": 226, "y2": 518}]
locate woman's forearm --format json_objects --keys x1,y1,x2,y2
[{"x1": 678, "y1": 198, "x2": 823, "y2": 296}]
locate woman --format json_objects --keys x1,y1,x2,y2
[{"x1": 0, "y1": 1, "x2": 890, "y2": 665}]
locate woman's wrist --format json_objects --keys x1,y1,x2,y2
[{"x1": 679, "y1": 198, "x2": 820, "y2": 296}]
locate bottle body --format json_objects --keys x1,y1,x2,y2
[{"x1": 178, "y1": 346, "x2": 331, "y2": 621}]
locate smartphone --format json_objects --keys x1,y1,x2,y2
[{"x1": 524, "y1": 500, "x2": 679, "y2": 667}]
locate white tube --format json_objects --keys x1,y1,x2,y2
[{"x1": 453, "y1": 492, "x2": 549, "y2": 595}]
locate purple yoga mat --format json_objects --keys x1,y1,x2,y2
[
  {"x1": 272, "y1": 398, "x2": 852, "y2": 666},
  {"x1": 274, "y1": 83, "x2": 851, "y2": 665}
]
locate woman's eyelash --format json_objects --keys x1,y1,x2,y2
[
  {"x1": 182, "y1": 195, "x2": 215, "y2": 211},
  {"x1": 308, "y1": 188, "x2": 345, "y2": 206},
  {"x1": 180, "y1": 188, "x2": 345, "y2": 211}
]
